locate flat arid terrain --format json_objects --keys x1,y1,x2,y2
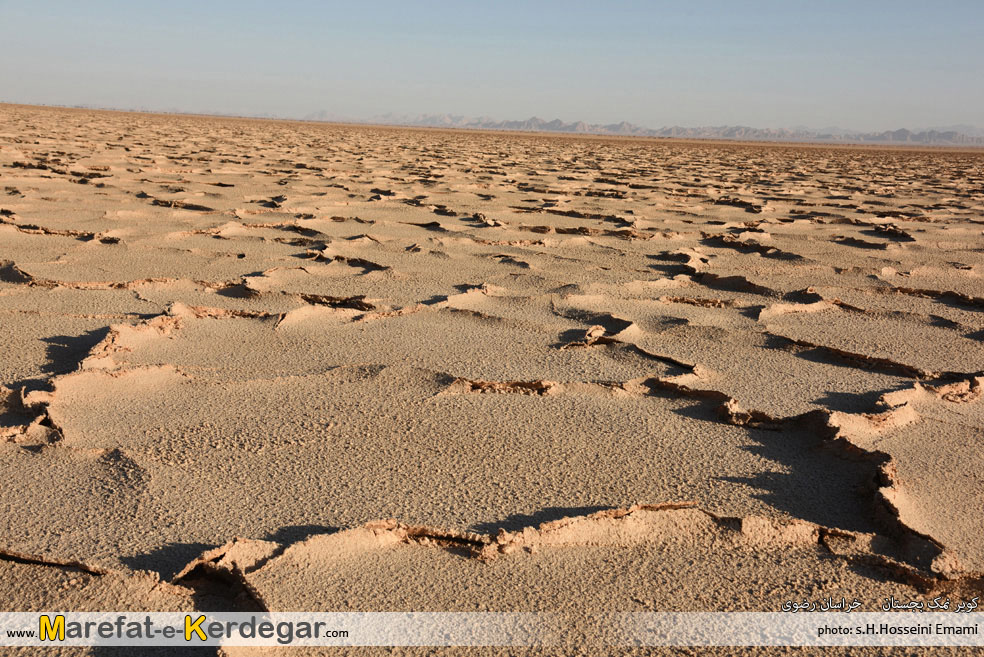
[{"x1": 1, "y1": 103, "x2": 983, "y2": 653}]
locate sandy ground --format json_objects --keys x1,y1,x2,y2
[{"x1": 1, "y1": 103, "x2": 982, "y2": 655}]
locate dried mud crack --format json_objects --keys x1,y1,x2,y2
[{"x1": 1, "y1": 104, "x2": 983, "y2": 640}]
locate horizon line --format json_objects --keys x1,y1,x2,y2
[{"x1": 4, "y1": 100, "x2": 982, "y2": 150}]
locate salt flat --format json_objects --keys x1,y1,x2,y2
[{"x1": 1, "y1": 103, "x2": 983, "y2": 654}]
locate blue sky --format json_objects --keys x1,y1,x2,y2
[{"x1": 1, "y1": 1, "x2": 981, "y2": 130}]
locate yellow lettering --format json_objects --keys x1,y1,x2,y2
[
  {"x1": 40, "y1": 615, "x2": 65, "y2": 641},
  {"x1": 185, "y1": 615, "x2": 206, "y2": 641}
]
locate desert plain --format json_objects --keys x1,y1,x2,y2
[{"x1": 1, "y1": 103, "x2": 983, "y2": 654}]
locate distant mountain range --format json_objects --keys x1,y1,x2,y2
[{"x1": 303, "y1": 111, "x2": 984, "y2": 146}]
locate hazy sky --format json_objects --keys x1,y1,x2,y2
[{"x1": 1, "y1": 0, "x2": 982, "y2": 130}]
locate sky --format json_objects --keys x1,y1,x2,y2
[{"x1": 1, "y1": 0, "x2": 982, "y2": 131}]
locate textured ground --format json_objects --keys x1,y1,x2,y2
[{"x1": 1, "y1": 104, "x2": 983, "y2": 655}]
